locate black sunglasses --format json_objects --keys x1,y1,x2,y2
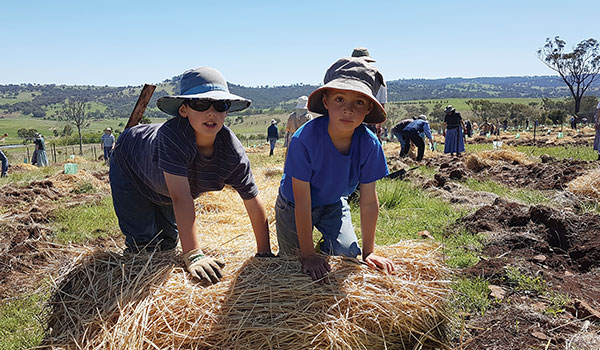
[{"x1": 185, "y1": 99, "x2": 231, "y2": 113}]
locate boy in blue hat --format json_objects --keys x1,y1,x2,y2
[
  {"x1": 109, "y1": 67, "x2": 273, "y2": 284},
  {"x1": 275, "y1": 57, "x2": 396, "y2": 281}
]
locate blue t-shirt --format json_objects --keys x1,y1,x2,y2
[
  {"x1": 404, "y1": 119, "x2": 433, "y2": 140},
  {"x1": 112, "y1": 117, "x2": 258, "y2": 205},
  {"x1": 280, "y1": 116, "x2": 389, "y2": 207}
]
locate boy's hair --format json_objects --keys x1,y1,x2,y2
[{"x1": 307, "y1": 57, "x2": 386, "y2": 124}]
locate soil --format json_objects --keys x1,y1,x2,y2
[{"x1": 0, "y1": 170, "x2": 109, "y2": 298}]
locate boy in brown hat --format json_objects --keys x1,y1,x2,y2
[{"x1": 275, "y1": 57, "x2": 396, "y2": 281}]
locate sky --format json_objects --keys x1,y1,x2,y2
[{"x1": 1, "y1": 0, "x2": 599, "y2": 87}]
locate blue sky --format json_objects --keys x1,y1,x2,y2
[{"x1": 1, "y1": 0, "x2": 598, "y2": 87}]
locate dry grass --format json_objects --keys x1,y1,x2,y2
[
  {"x1": 568, "y1": 168, "x2": 600, "y2": 199},
  {"x1": 465, "y1": 149, "x2": 532, "y2": 171},
  {"x1": 42, "y1": 166, "x2": 452, "y2": 349}
]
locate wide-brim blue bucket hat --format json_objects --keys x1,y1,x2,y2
[{"x1": 157, "y1": 67, "x2": 251, "y2": 116}]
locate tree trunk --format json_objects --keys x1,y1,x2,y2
[
  {"x1": 77, "y1": 126, "x2": 83, "y2": 155},
  {"x1": 574, "y1": 96, "x2": 581, "y2": 116}
]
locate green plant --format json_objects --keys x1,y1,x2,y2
[
  {"x1": 71, "y1": 181, "x2": 96, "y2": 194},
  {"x1": 545, "y1": 291, "x2": 570, "y2": 316},
  {"x1": 450, "y1": 277, "x2": 491, "y2": 315},
  {"x1": 504, "y1": 266, "x2": 546, "y2": 295}
]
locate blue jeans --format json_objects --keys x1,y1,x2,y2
[
  {"x1": 109, "y1": 156, "x2": 178, "y2": 251},
  {"x1": 103, "y1": 147, "x2": 113, "y2": 163},
  {"x1": 275, "y1": 192, "x2": 361, "y2": 257},
  {"x1": 0, "y1": 150, "x2": 7, "y2": 176}
]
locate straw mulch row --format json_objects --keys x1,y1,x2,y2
[
  {"x1": 43, "y1": 167, "x2": 452, "y2": 350},
  {"x1": 568, "y1": 168, "x2": 600, "y2": 199}
]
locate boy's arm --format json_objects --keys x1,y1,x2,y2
[
  {"x1": 292, "y1": 177, "x2": 330, "y2": 281},
  {"x1": 242, "y1": 195, "x2": 272, "y2": 255},
  {"x1": 164, "y1": 172, "x2": 225, "y2": 283},
  {"x1": 359, "y1": 182, "x2": 395, "y2": 274}
]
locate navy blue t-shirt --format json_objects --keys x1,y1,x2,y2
[
  {"x1": 113, "y1": 117, "x2": 258, "y2": 205},
  {"x1": 280, "y1": 116, "x2": 389, "y2": 207}
]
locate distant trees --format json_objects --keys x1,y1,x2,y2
[
  {"x1": 17, "y1": 128, "x2": 38, "y2": 143},
  {"x1": 61, "y1": 99, "x2": 91, "y2": 155},
  {"x1": 538, "y1": 37, "x2": 600, "y2": 115}
]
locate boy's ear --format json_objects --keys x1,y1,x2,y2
[
  {"x1": 322, "y1": 92, "x2": 329, "y2": 110},
  {"x1": 178, "y1": 103, "x2": 188, "y2": 118}
]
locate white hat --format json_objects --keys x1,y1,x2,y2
[{"x1": 295, "y1": 96, "x2": 308, "y2": 109}]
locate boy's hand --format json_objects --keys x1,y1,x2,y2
[
  {"x1": 183, "y1": 248, "x2": 226, "y2": 283},
  {"x1": 363, "y1": 253, "x2": 395, "y2": 274},
  {"x1": 301, "y1": 254, "x2": 331, "y2": 283}
]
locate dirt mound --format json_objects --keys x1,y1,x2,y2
[
  {"x1": 425, "y1": 152, "x2": 592, "y2": 191},
  {"x1": 460, "y1": 198, "x2": 600, "y2": 273}
]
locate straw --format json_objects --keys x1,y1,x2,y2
[
  {"x1": 42, "y1": 166, "x2": 452, "y2": 349},
  {"x1": 567, "y1": 168, "x2": 600, "y2": 199}
]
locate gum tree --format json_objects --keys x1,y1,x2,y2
[
  {"x1": 61, "y1": 99, "x2": 91, "y2": 154},
  {"x1": 537, "y1": 37, "x2": 600, "y2": 115}
]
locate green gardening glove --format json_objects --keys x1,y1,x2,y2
[{"x1": 183, "y1": 248, "x2": 226, "y2": 283}]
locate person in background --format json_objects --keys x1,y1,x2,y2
[
  {"x1": 503, "y1": 119, "x2": 508, "y2": 132},
  {"x1": 267, "y1": 119, "x2": 279, "y2": 156},
  {"x1": 391, "y1": 117, "x2": 415, "y2": 157},
  {"x1": 0, "y1": 133, "x2": 7, "y2": 177},
  {"x1": 400, "y1": 115, "x2": 434, "y2": 161},
  {"x1": 465, "y1": 120, "x2": 473, "y2": 137},
  {"x1": 284, "y1": 96, "x2": 312, "y2": 154},
  {"x1": 570, "y1": 116, "x2": 577, "y2": 129},
  {"x1": 109, "y1": 67, "x2": 273, "y2": 284},
  {"x1": 594, "y1": 101, "x2": 600, "y2": 161},
  {"x1": 101, "y1": 127, "x2": 116, "y2": 165},
  {"x1": 443, "y1": 105, "x2": 465, "y2": 156},
  {"x1": 276, "y1": 57, "x2": 395, "y2": 282},
  {"x1": 34, "y1": 133, "x2": 48, "y2": 166}
]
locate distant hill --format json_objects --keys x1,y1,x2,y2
[{"x1": 1, "y1": 75, "x2": 599, "y2": 120}]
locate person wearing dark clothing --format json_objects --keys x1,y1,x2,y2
[
  {"x1": 267, "y1": 119, "x2": 279, "y2": 156},
  {"x1": 400, "y1": 118, "x2": 434, "y2": 161},
  {"x1": 465, "y1": 120, "x2": 472, "y2": 137},
  {"x1": 391, "y1": 117, "x2": 415, "y2": 156},
  {"x1": 443, "y1": 105, "x2": 465, "y2": 156},
  {"x1": 0, "y1": 149, "x2": 7, "y2": 177},
  {"x1": 502, "y1": 119, "x2": 508, "y2": 132}
]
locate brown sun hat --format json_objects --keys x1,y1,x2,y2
[
  {"x1": 307, "y1": 57, "x2": 386, "y2": 124},
  {"x1": 351, "y1": 47, "x2": 376, "y2": 62}
]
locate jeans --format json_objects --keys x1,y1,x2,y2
[
  {"x1": 275, "y1": 192, "x2": 361, "y2": 257},
  {"x1": 268, "y1": 137, "x2": 277, "y2": 155},
  {"x1": 103, "y1": 147, "x2": 113, "y2": 163},
  {"x1": 401, "y1": 130, "x2": 425, "y2": 161},
  {"x1": 109, "y1": 156, "x2": 178, "y2": 251},
  {"x1": 0, "y1": 150, "x2": 7, "y2": 176}
]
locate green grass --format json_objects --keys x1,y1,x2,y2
[
  {"x1": 350, "y1": 179, "x2": 466, "y2": 245},
  {"x1": 444, "y1": 230, "x2": 485, "y2": 268},
  {"x1": 52, "y1": 196, "x2": 120, "y2": 244},
  {"x1": 505, "y1": 266, "x2": 547, "y2": 295},
  {"x1": 463, "y1": 178, "x2": 548, "y2": 205},
  {"x1": 0, "y1": 294, "x2": 46, "y2": 350},
  {"x1": 0, "y1": 165, "x2": 58, "y2": 186},
  {"x1": 449, "y1": 277, "x2": 491, "y2": 315},
  {"x1": 513, "y1": 145, "x2": 598, "y2": 161}
]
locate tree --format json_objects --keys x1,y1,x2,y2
[
  {"x1": 61, "y1": 99, "x2": 91, "y2": 154},
  {"x1": 537, "y1": 37, "x2": 600, "y2": 115}
]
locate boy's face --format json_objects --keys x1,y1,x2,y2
[
  {"x1": 322, "y1": 89, "x2": 373, "y2": 133},
  {"x1": 179, "y1": 103, "x2": 227, "y2": 139}
]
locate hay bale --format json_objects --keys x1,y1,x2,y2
[
  {"x1": 568, "y1": 168, "x2": 600, "y2": 199},
  {"x1": 474, "y1": 149, "x2": 533, "y2": 166},
  {"x1": 43, "y1": 167, "x2": 451, "y2": 349},
  {"x1": 44, "y1": 243, "x2": 450, "y2": 350},
  {"x1": 464, "y1": 153, "x2": 490, "y2": 172},
  {"x1": 9, "y1": 163, "x2": 38, "y2": 171}
]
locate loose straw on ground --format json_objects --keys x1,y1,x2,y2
[
  {"x1": 568, "y1": 168, "x2": 600, "y2": 199},
  {"x1": 43, "y1": 166, "x2": 452, "y2": 350},
  {"x1": 465, "y1": 149, "x2": 532, "y2": 171}
]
